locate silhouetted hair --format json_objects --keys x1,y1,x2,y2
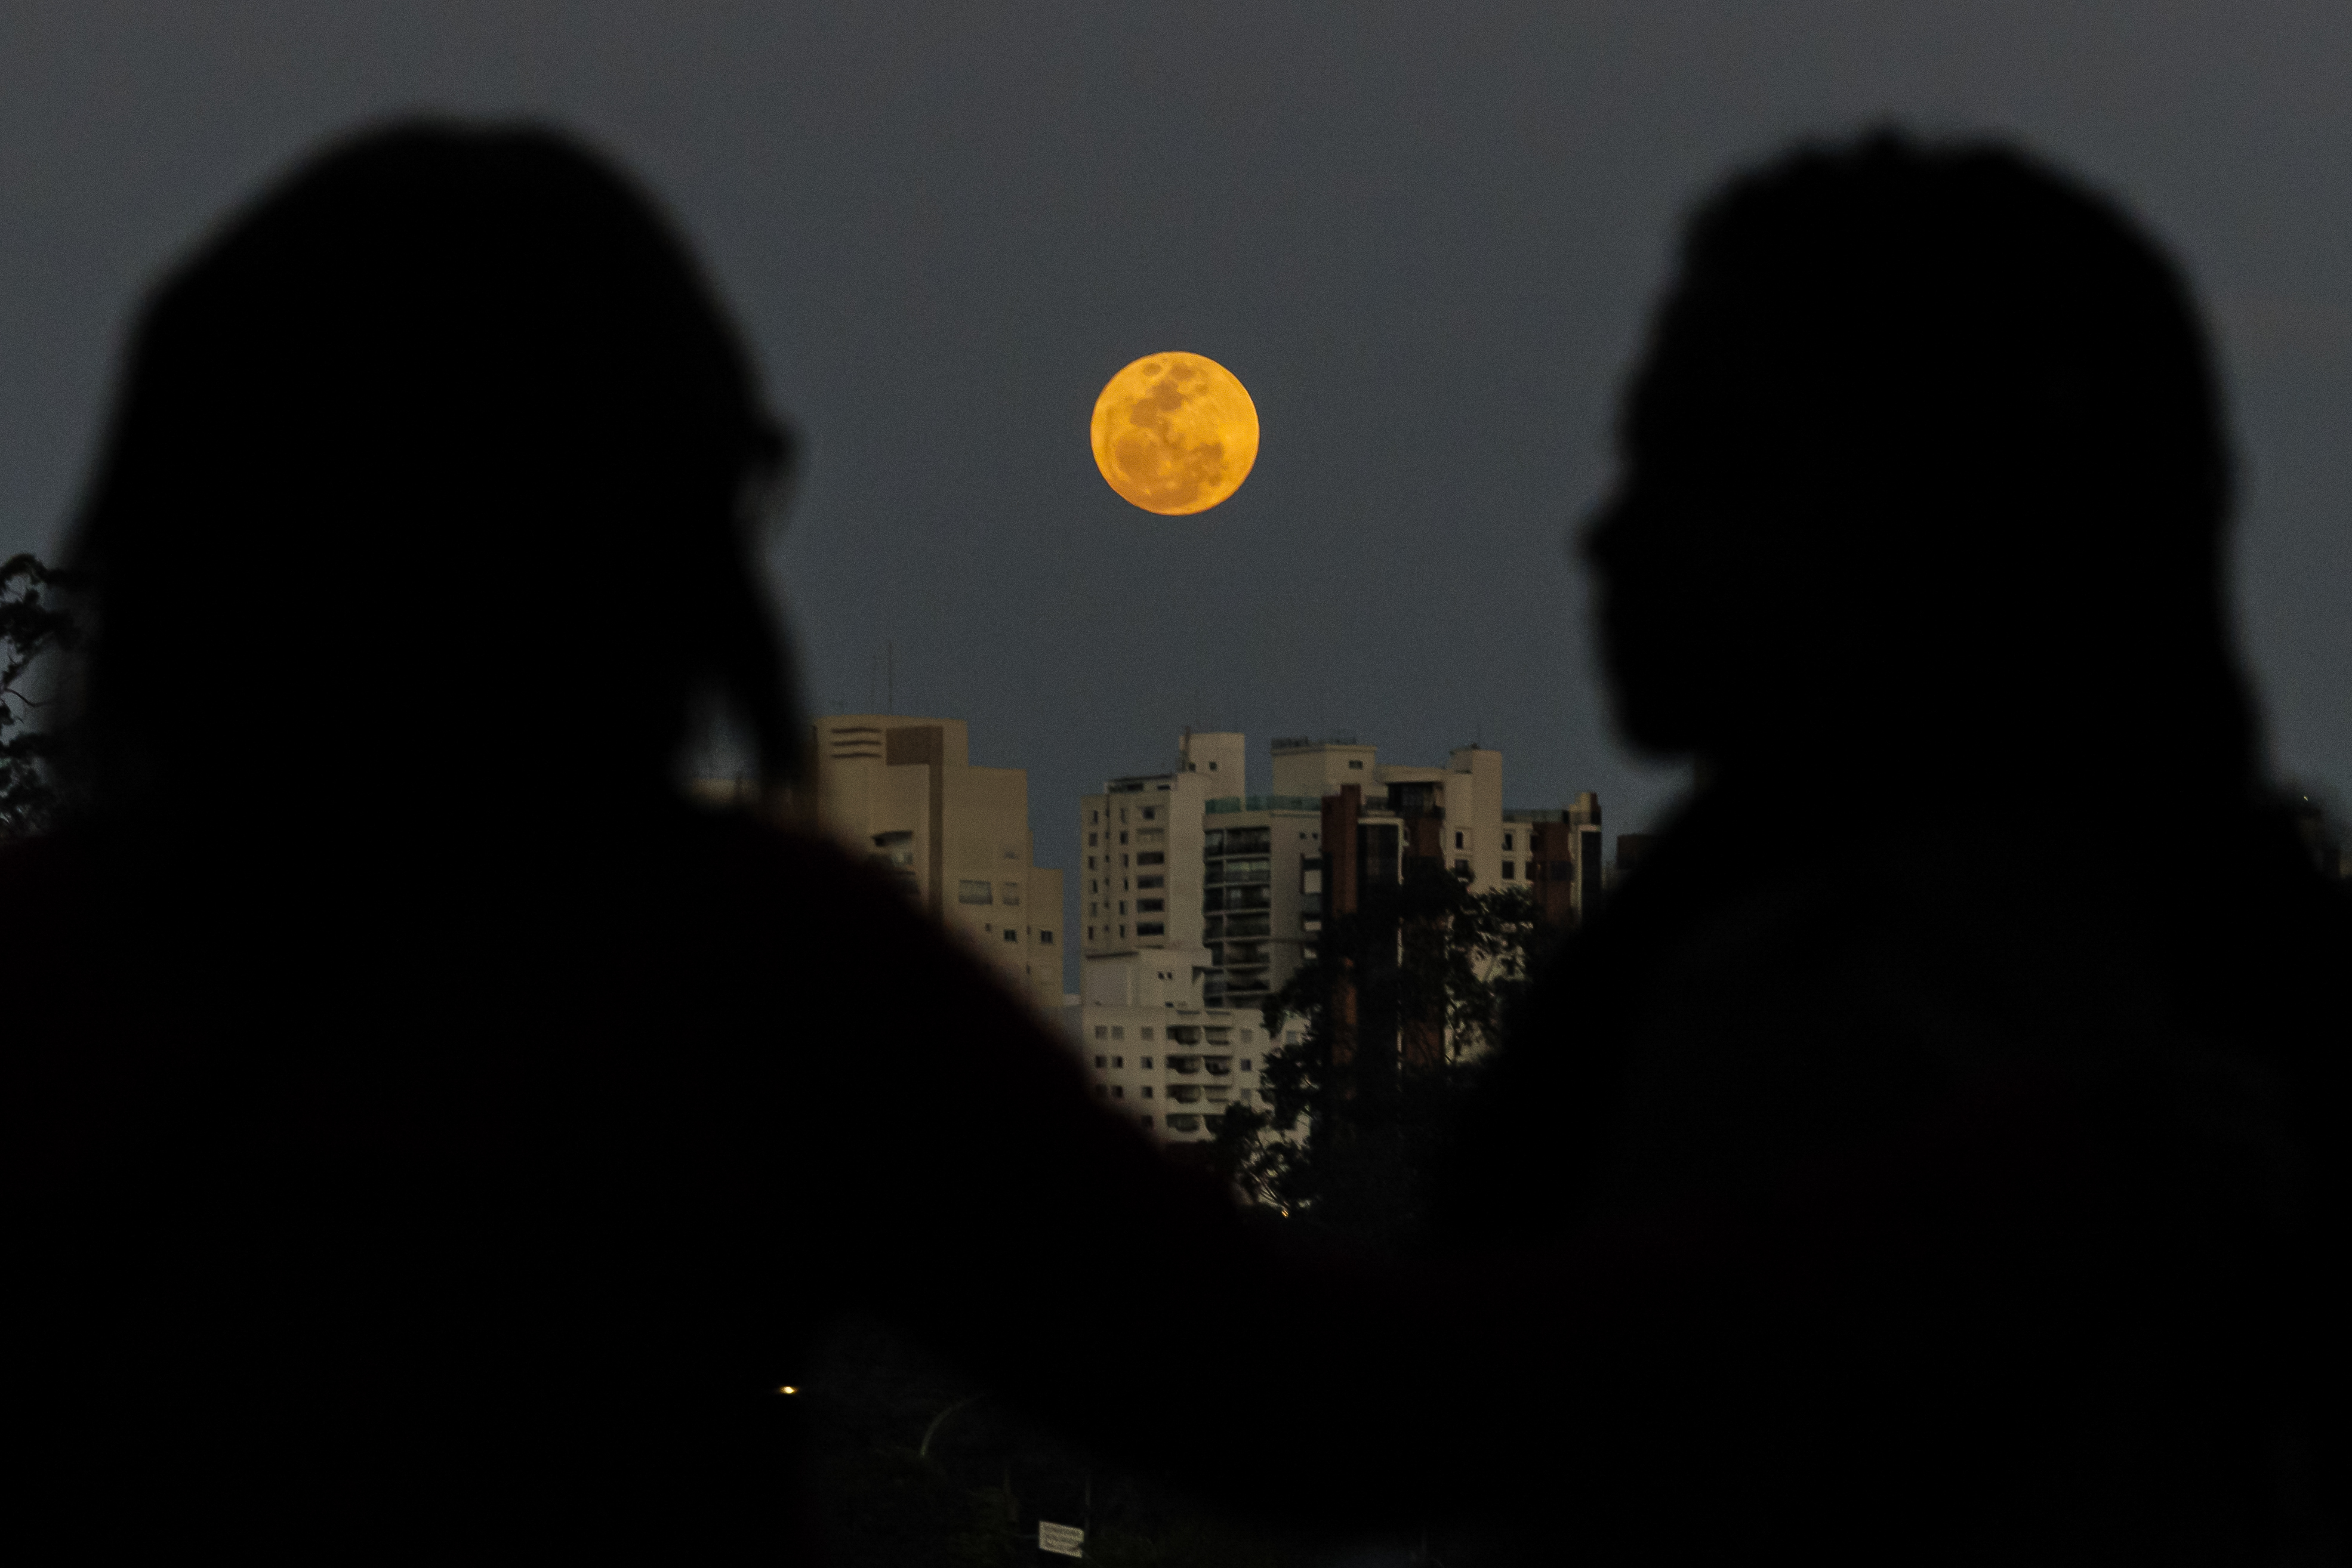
[
  {"x1": 65, "y1": 121, "x2": 799, "y2": 819},
  {"x1": 1608, "y1": 132, "x2": 2256, "y2": 788}
]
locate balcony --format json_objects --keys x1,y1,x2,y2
[
  {"x1": 1205, "y1": 797, "x2": 1322, "y2": 816},
  {"x1": 1204, "y1": 1057, "x2": 1233, "y2": 1076},
  {"x1": 1166, "y1": 1083, "x2": 1204, "y2": 1104},
  {"x1": 1166, "y1": 1055, "x2": 1202, "y2": 1075},
  {"x1": 1164, "y1": 1114, "x2": 1202, "y2": 1133}
]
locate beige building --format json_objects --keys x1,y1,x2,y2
[
  {"x1": 807, "y1": 714, "x2": 1065, "y2": 1020},
  {"x1": 1075, "y1": 729, "x2": 1603, "y2": 1145},
  {"x1": 1077, "y1": 952, "x2": 1296, "y2": 1147}
]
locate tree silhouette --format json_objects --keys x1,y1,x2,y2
[
  {"x1": 1212, "y1": 866, "x2": 1550, "y2": 1248},
  {"x1": 0, "y1": 554, "x2": 80, "y2": 842}
]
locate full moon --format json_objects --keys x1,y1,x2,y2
[{"x1": 1089, "y1": 352, "x2": 1260, "y2": 515}]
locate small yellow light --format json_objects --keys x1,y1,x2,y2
[{"x1": 778, "y1": 1385, "x2": 798, "y2": 1396}]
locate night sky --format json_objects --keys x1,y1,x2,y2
[{"x1": 6, "y1": 4, "x2": 2349, "y2": 989}]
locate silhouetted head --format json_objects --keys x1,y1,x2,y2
[
  {"x1": 67, "y1": 121, "x2": 798, "y2": 825},
  {"x1": 1587, "y1": 133, "x2": 2255, "y2": 795}
]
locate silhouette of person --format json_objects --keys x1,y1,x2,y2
[
  {"x1": 2, "y1": 122, "x2": 1566, "y2": 1561},
  {"x1": 1431, "y1": 134, "x2": 2351, "y2": 1563}
]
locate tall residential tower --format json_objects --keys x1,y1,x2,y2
[{"x1": 1075, "y1": 730, "x2": 1611, "y2": 1146}]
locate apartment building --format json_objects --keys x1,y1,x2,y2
[
  {"x1": 1502, "y1": 791, "x2": 1607, "y2": 928},
  {"x1": 809, "y1": 714, "x2": 1065, "y2": 1020},
  {"x1": 1078, "y1": 952, "x2": 1297, "y2": 1144},
  {"x1": 1075, "y1": 729, "x2": 1604, "y2": 1144}
]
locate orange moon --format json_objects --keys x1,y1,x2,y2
[{"x1": 1089, "y1": 352, "x2": 1260, "y2": 514}]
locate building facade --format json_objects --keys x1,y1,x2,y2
[
  {"x1": 1075, "y1": 729, "x2": 1610, "y2": 1144},
  {"x1": 809, "y1": 714, "x2": 1065, "y2": 1021}
]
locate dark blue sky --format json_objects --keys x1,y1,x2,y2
[{"x1": 6, "y1": 4, "x2": 2348, "y2": 987}]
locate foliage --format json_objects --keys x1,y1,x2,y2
[
  {"x1": 0, "y1": 552, "x2": 81, "y2": 843},
  {"x1": 1211, "y1": 863, "x2": 1552, "y2": 1249}
]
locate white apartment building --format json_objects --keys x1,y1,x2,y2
[
  {"x1": 1078, "y1": 953, "x2": 1295, "y2": 1147},
  {"x1": 1075, "y1": 729, "x2": 1599, "y2": 1144},
  {"x1": 807, "y1": 714, "x2": 1065, "y2": 1020}
]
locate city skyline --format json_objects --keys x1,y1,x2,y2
[{"x1": 3, "y1": 5, "x2": 2348, "y2": 912}]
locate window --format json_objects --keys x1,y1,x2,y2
[
  {"x1": 1165, "y1": 1114, "x2": 1198, "y2": 1132},
  {"x1": 1090, "y1": 811, "x2": 1099, "y2": 824},
  {"x1": 1089, "y1": 879, "x2": 1097, "y2": 893},
  {"x1": 1120, "y1": 809, "x2": 1129, "y2": 823},
  {"x1": 1087, "y1": 856, "x2": 1096, "y2": 869},
  {"x1": 1113, "y1": 1085, "x2": 1124, "y2": 1098},
  {"x1": 1118, "y1": 924, "x2": 1126, "y2": 937},
  {"x1": 1286, "y1": 1031, "x2": 1300, "y2": 1044},
  {"x1": 1121, "y1": 854, "x2": 1130, "y2": 868},
  {"x1": 1136, "y1": 922, "x2": 1164, "y2": 936},
  {"x1": 1112, "y1": 1027, "x2": 1124, "y2": 1041},
  {"x1": 1094, "y1": 1052, "x2": 1106, "y2": 1064},
  {"x1": 1112, "y1": 1054, "x2": 1123, "y2": 1066},
  {"x1": 1140, "y1": 1029, "x2": 1154, "y2": 1042},
  {"x1": 1118, "y1": 832, "x2": 1128, "y2": 844},
  {"x1": 1136, "y1": 898, "x2": 1164, "y2": 913},
  {"x1": 1003, "y1": 929, "x2": 1018, "y2": 942},
  {"x1": 1454, "y1": 831, "x2": 1464, "y2": 849},
  {"x1": 1117, "y1": 901, "x2": 1126, "y2": 915},
  {"x1": 1135, "y1": 851, "x2": 1165, "y2": 866},
  {"x1": 957, "y1": 879, "x2": 992, "y2": 905},
  {"x1": 1502, "y1": 860, "x2": 1515, "y2": 879},
  {"x1": 1348, "y1": 759, "x2": 1363, "y2": 770},
  {"x1": 1087, "y1": 832, "x2": 1098, "y2": 846},
  {"x1": 1087, "y1": 925, "x2": 1095, "y2": 939},
  {"x1": 1039, "y1": 930, "x2": 1054, "y2": 945},
  {"x1": 1141, "y1": 806, "x2": 1155, "y2": 820},
  {"x1": 1503, "y1": 831, "x2": 1515, "y2": 851},
  {"x1": 1142, "y1": 1086, "x2": 1154, "y2": 1098},
  {"x1": 1142, "y1": 1054, "x2": 1154, "y2": 1067},
  {"x1": 1136, "y1": 875, "x2": 1164, "y2": 890},
  {"x1": 1240, "y1": 1058, "x2": 1253, "y2": 1072},
  {"x1": 1093, "y1": 1025, "x2": 1106, "y2": 1041}
]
